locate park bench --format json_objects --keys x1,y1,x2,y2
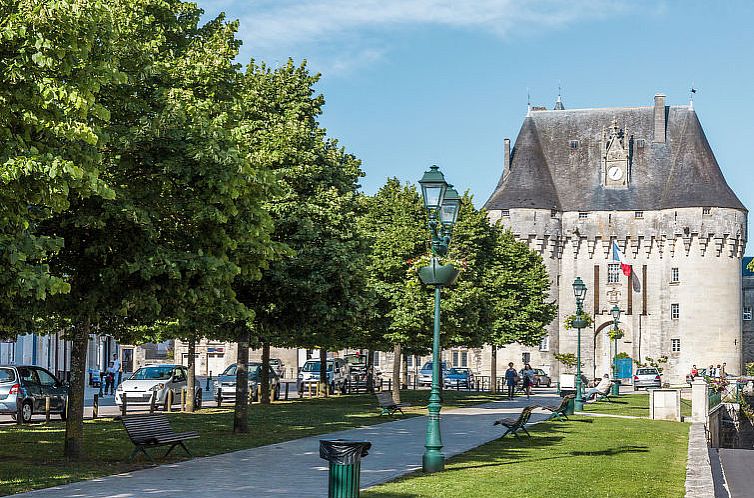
[
  {"x1": 541, "y1": 394, "x2": 575, "y2": 422},
  {"x1": 122, "y1": 413, "x2": 199, "y2": 463},
  {"x1": 493, "y1": 405, "x2": 536, "y2": 441},
  {"x1": 377, "y1": 391, "x2": 410, "y2": 416},
  {"x1": 591, "y1": 383, "x2": 615, "y2": 403}
]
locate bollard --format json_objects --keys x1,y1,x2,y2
[
  {"x1": 217, "y1": 387, "x2": 222, "y2": 407},
  {"x1": 93, "y1": 393, "x2": 99, "y2": 419},
  {"x1": 456, "y1": 381, "x2": 460, "y2": 392},
  {"x1": 167, "y1": 389, "x2": 173, "y2": 412},
  {"x1": 16, "y1": 398, "x2": 23, "y2": 424},
  {"x1": 388, "y1": 379, "x2": 392, "y2": 392},
  {"x1": 121, "y1": 393, "x2": 128, "y2": 417},
  {"x1": 45, "y1": 396, "x2": 51, "y2": 423},
  {"x1": 181, "y1": 387, "x2": 187, "y2": 411},
  {"x1": 285, "y1": 382, "x2": 290, "y2": 401},
  {"x1": 206, "y1": 372, "x2": 211, "y2": 392},
  {"x1": 149, "y1": 391, "x2": 157, "y2": 413}
]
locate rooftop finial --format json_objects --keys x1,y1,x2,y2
[
  {"x1": 527, "y1": 88, "x2": 531, "y2": 117},
  {"x1": 554, "y1": 81, "x2": 565, "y2": 110},
  {"x1": 689, "y1": 83, "x2": 696, "y2": 110}
]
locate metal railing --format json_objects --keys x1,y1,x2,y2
[{"x1": 708, "y1": 388, "x2": 722, "y2": 411}]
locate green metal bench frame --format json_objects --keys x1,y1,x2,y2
[
  {"x1": 542, "y1": 394, "x2": 574, "y2": 421},
  {"x1": 376, "y1": 391, "x2": 410, "y2": 416},
  {"x1": 493, "y1": 405, "x2": 536, "y2": 441}
]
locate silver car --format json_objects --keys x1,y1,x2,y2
[
  {"x1": 633, "y1": 367, "x2": 662, "y2": 390},
  {"x1": 0, "y1": 365, "x2": 69, "y2": 423},
  {"x1": 214, "y1": 362, "x2": 280, "y2": 402},
  {"x1": 116, "y1": 364, "x2": 202, "y2": 409}
]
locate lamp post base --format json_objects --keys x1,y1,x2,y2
[
  {"x1": 422, "y1": 450, "x2": 444, "y2": 473},
  {"x1": 574, "y1": 398, "x2": 584, "y2": 412}
]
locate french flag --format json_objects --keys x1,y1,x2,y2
[{"x1": 612, "y1": 241, "x2": 632, "y2": 277}]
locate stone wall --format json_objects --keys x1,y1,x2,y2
[{"x1": 489, "y1": 205, "x2": 747, "y2": 384}]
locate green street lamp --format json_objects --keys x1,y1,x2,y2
[
  {"x1": 610, "y1": 305, "x2": 622, "y2": 396},
  {"x1": 417, "y1": 165, "x2": 461, "y2": 474},
  {"x1": 572, "y1": 277, "x2": 588, "y2": 411}
]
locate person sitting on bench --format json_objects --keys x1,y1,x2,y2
[{"x1": 583, "y1": 374, "x2": 611, "y2": 402}]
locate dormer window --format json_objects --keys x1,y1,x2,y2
[
  {"x1": 635, "y1": 211, "x2": 643, "y2": 219},
  {"x1": 578, "y1": 212, "x2": 589, "y2": 219},
  {"x1": 501, "y1": 209, "x2": 510, "y2": 217},
  {"x1": 702, "y1": 207, "x2": 711, "y2": 216},
  {"x1": 636, "y1": 139, "x2": 646, "y2": 148},
  {"x1": 569, "y1": 140, "x2": 579, "y2": 150}
]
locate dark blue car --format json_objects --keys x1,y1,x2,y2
[{"x1": 444, "y1": 367, "x2": 474, "y2": 388}]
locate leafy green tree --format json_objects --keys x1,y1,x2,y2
[
  {"x1": 484, "y1": 228, "x2": 556, "y2": 392},
  {"x1": 42, "y1": 2, "x2": 278, "y2": 457},
  {"x1": 0, "y1": 0, "x2": 121, "y2": 339},
  {"x1": 232, "y1": 60, "x2": 368, "y2": 417}
]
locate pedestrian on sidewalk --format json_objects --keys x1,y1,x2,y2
[
  {"x1": 112, "y1": 353, "x2": 122, "y2": 388},
  {"x1": 105, "y1": 362, "x2": 115, "y2": 395},
  {"x1": 504, "y1": 363, "x2": 517, "y2": 400},
  {"x1": 521, "y1": 363, "x2": 535, "y2": 399}
]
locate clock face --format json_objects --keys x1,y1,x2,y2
[{"x1": 607, "y1": 166, "x2": 624, "y2": 181}]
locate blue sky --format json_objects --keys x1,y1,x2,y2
[{"x1": 203, "y1": 0, "x2": 752, "y2": 254}]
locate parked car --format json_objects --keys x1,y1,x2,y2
[
  {"x1": 268, "y1": 358, "x2": 285, "y2": 379},
  {"x1": 116, "y1": 364, "x2": 202, "y2": 409},
  {"x1": 343, "y1": 353, "x2": 382, "y2": 390},
  {"x1": 214, "y1": 362, "x2": 280, "y2": 402},
  {"x1": 0, "y1": 365, "x2": 69, "y2": 423},
  {"x1": 518, "y1": 368, "x2": 552, "y2": 388},
  {"x1": 297, "y1": 358, "x2": 348, "y2": 394},
  {"x1": 418, "y1": 361, "x2": 448, "y2": 387},
  {"x1": 633, "y1": 368, "x2": 662, "y2": 390},
  {"x1": 444, "y1": 367, "x2": 473, "y2": 388}
]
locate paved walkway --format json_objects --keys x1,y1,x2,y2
[{"x1": 16, "y1": 393, "x2": 557, "y2": 497}]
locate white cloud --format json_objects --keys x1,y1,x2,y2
[{"x1": 210, "y1": 0, "x2": 633, "y2": 73}]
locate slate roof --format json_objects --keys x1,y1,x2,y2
[{"x1": 485, "y1": 105, "x2": 746, "y2": 212}]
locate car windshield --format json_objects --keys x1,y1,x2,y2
[
  {"x1": 130, "y1": 366, "x2": 173, "y2": 380},
  {"x1": 302, "y1": 362, "x2": 332, "y2": 372},
  {"x1": 448, "y1": 369, "x2": 466, "y2": 375},
  {"x1": 421, "y1": 362, "x2": 447, "y2": 371},
  {"x1": 0, "y1": 368, "x2": 15, "y2": 383},
  {"x1": 221, "y1": 364, "x2": 262, "y2": 379}
]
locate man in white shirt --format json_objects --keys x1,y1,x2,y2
[
  {"x1": 111, "y1": 353, "x2": 122, "y2": 388},
  {"x1": 583, "y1": 374, "x2": 612, "y2": 402}
]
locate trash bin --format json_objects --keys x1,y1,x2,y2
[
  {"x1": 611, "y1": 380, "x2": 621, "y2": 396},
  {"x1": 319, "y1": 439, "x2": 372, "y2": 498}
]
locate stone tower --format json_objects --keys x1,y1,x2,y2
[{"x1": 484, "y1": 94, "x2": 748, "y2": 384}]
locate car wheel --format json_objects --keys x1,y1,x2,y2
[
  {"x1": 633, "y1": 385, "x2": 638, "y2": 391},
  {"x1": 21, "y1": 401, "x2": 33, "y2": 423},
  {"x1": 195, "y1": 390, "x2": 202, "y2": 409},
  {"x1": 547, "y1": 381, "x2": 552, "y2": 388}
]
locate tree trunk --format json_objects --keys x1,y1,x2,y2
[
  {"x1": 260, "y1": 341, "x2": 271, "y2": 404},
  {"x1": 401, "y1": 353, "x2": 408, "y2": 389},
  {"x1": 185, "y1": 337, "x2": 196, "y2": 412},
  {"x1": 233, "y1": 328, "x2": 250, "y2": 433},
  {"x1": 64, "y1": 320, "x2": 89, "y2": 460},
  {"x1": 392, "y1": 344, "x2": 401, "y2": 404},
  {"x1": 366, "y1": 349, "x2": 374, "y2": 394},
  {"x1": 490, "y1": 345, "x2": 497, "y2": 394},
  {"x1": 319, "y1": 348, "x2": 328, "y2": 397}
]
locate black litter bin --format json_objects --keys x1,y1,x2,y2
[{"x1": 319, "y1": 439, "x2": 372, "y2": 498}]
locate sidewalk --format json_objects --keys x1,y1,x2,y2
[{"x1": 15, "y1": 393, "x2": 557, "y2": 497}]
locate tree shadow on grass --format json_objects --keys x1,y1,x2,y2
[{"x1": 570, "y1": 445, "x2": 648, "y2": 456}]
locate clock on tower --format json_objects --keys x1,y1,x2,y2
[{"x1": 603, "y1": 119, "x2": 629, "y2": 188}]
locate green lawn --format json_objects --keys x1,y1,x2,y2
[
  {"x1": 363, "y1": 416, "x2": 689, "y2": 498},
  {"x1": 581, "y1": 393, "x2": 692, "y2": 419},
  {"x1": 0, "y1": 390, "x2": 496, "y2": 495}
]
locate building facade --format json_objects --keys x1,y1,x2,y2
[
  {"x1": 482, "y1": 93, "x2": 747, "y2": 384},
  {"x1": 743, "y1": 257, "x2": 754, "y2": 365}
]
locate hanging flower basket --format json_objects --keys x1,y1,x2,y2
[{"x1": 417, "y1": 258, "x2": 460, "y2": 286}]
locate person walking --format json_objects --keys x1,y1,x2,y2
[
  {"x1": 521, "y1": 363, "x2": 536, "y2": 399},
  {"x1": 504, "y1": 363, "x2": 517, "y2": 400},
  {"x1": 112, "y1": 353, "x2": 122, "y2": 388},
  {"x1": 105, "y1": 361, "x2": 115, "y2": 395}
]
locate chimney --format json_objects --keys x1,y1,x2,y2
[
  {"x1": 503, "y1": 138, "x2": 511, "y2": 174},
  {"x1": 653, "y1": 93, "x2": 666, "y2": 143}
]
